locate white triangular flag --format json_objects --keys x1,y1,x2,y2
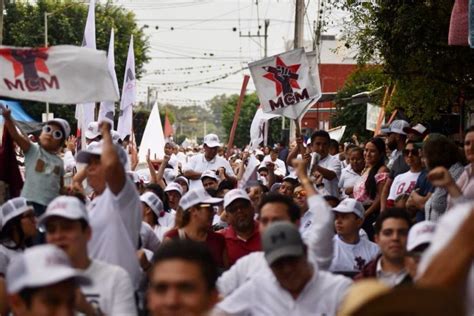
[
  {"x1": 117, "y1": 35, "x2": 136, "y2": 139},
  {"x1": 138, "y1": 102, "x2": 165, "y2": 162},
  {"x1": 98, "y1": 28, "x2": 119, "y2": 128}
]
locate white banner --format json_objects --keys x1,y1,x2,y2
[
  {"x1": 249, "y1": 48, "x2": 321, "y2": 119},
  {"x1": 238, "y1": 155, "x2": 260, "y2": 189},
  {"x1": 99, "y1": 28, "x2": 119, "y2": 127},
  {"x1": 328, "y1": 125, "x2": 346, "y2": 142},
  {"x1": 0, "y1": 45, "x2": 119, "y2": 104},
  {"x1": 117, "y1": 36, "x2": 136, "y2": 139},
  {"x1": 366, "y1": 103, "x2": 384, "y2": 131},
  {"x1": 249, "y1": 108, "x2": 279, "y2": 150}
]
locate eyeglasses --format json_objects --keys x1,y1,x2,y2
[
  {"x1": 293, "y1": 190, "x2": 307, "y2": 198},
  {"x1": 403, "y1": 149, "x2": 419, "y2": 156},
  {"x1": 42, "y1": 125, "x2": 63, "y2": 140}
]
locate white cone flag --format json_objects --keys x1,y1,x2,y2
[
  {"x1": 99, "y1": 28, "x2": 119, "y2": 127},
  {"x1": 117, "y1": 35, "x2": 136, "y2": 139},
  {"x1": 138, "y1": 102, "x2": 165, "y2": 162}
]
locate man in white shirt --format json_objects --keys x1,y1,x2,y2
[
  {"x1": 75, "y1": 121, "x2": 142, "y2": 288},
  {"x1": 40, "y1": 196, "x2": 137, "y2": 316},
  {"x1": 183, "y1": 134, "x2": 236, "y2": 191},
  {"x1": 309, "y1": 130, "x2": 342, "y2": 197},
  {"x1": 215, "y1": 222, "x2": 352, "y2": 315},
  {"x1": 329, "y1": 199, "x2": 379, "y2": 275},
  {"x1": 263, "y1": 147, "x2": 287, "y2": 176}
]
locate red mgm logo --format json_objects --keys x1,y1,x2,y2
[{"x1": 1, "y1": 48, "x2": 60, "y2": 92}]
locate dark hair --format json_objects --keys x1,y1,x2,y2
[
  {"x1": 152, "y1": 240, "x2": 218, "y2": 292},
  {"x1": 350, "y1": 146, "x2": 364, "y2": 156},
  {"x1": 0, "y1": 214, "x2": 29, "y2": 250},
  {"x1": 374, "y1": 208, "x2": 412, "y2": 234},
  {"x1": 423, "y1": 134, "x2": 461, "y2": 170},
  {"x1": 365, "y1": 137, "x2": 386, "y2": 199},
  {"x1": 465, "y1": 126, "x2": 474, "y2": 134},
  {"x1": 310, "y1": 130, "x2": 330, "y2": 143},
  {"x1": 329, "y1": 139, "x2": 339, "y2": 149},
  {"x1": 217, "y1": 179, "x2": 235, "y2": 194},
  {"x1": 258, "y1": 193, "x2": 301, "y2": 222},
  {"x1": 146, "y1": 183, "x2": 171, "y2": 212},
  {"x1": 323, "y1": 195, "x2": 340, "y2": 206}
]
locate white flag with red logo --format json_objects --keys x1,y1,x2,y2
[
  {"x1": 249, "y1": 48, "x2": 321, "y2": 119},
  {"x1": 117, "y1": 35, "x2": 136, "y2": 139},
  {"x1": 98, "y1": 28, "x2": 119, "y2": 127},
  {"x1": 0, "y1": 45, "x2": 119, "y2": 104}
]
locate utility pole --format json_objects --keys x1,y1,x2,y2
[
  {"x1": 0, "y1": 0, "x2": 4, "y2": 45},
  {"x1": 240, "y1": 19, "x2": 270, "y2": 58}
]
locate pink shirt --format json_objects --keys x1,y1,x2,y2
[{"x1": 353, "y1": 171, "x2": 389, "y2": 205}]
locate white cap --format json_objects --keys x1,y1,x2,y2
[
  {"x1": 164, "y1": 168, "x2": 177, "y2": 184},
  {"x1": 407, "y1": 221, "x2": 436, "y2": 252},
  {"x1": 76, "y1": 141, "x2": 128, "y2": 166},
  {"x1": 39, "y1": 196, "x2": 89, "y2": 228},
  {"x1": 127, "y1": 171, "x2": 140, "y2": 183},
  {"x1": 200, "y1": 170, "x2": 219, "y2": 181},
  {"x1": 381, "y1": 120, "x2": 410, "y2": 135},
  {"x1": 6, "y1": 244, "x2": 90, "y2": 294},
  {"x1": 47, "y1": 118, "x2": 71, "y2": 139},
  {"x1": 255, "y1": 149, "x2": 264, "y2": 156},
  {"x1": 223, "y1": 189, "x2": 251, "y2": 209},
  {"x1": 165, "y1": 182, "x2": 183, "y2": 196},
  {"x1": 332, "y1": 198, "x2": 365, "y2": 219},
  {"x1": 85, "y1": 122, "x2": 100, "y2": 140},
  {"x1": 179, "y1": 188, "x2": 222, "y2": 211},
  {"x1": 1, "y1": 197, "x2": 34, "y2": 230},
  {"x1": 140, "y1": 192, "x2": 164, "y2": 218},
  {"x1": 136, "y1": 169, "x2": 151, "y2": 184},
  {"x1": 403, "y1": 123, "x2": 427, "y2": 136},
  {"x1": 174, "y1": 176, "x2": 189, "y2": 187},
  {"x1": 257, "y1": 162, "x2": 268, "y2": 171},
  {"x1": 203, "y1": 133, "x2": 221, "y2": 148},
  {"x1": 111, "y1": 130, "x2": 121, "y2": 144}
]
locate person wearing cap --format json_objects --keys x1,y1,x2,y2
[
  {"x1": 40, "y1": 196, "x2": 137, "y2": 315},
  {"x1": 85, "y1": 121, "x2": 101, "y2": 145},
  {"x1": 278, "y1": 175, "x2": 299, "y2": 197},
  {"x1": 404, "y1": 221, "x2": 435, "y2": 280},
  {"x1": 355, "y1": 208, "x2": 412, "y2": 287},
  {"x1": 174, "y1": 176, "x2": 189, "y2": 194},
  {"x1": 380, "y1": 120, "x2": 411, "y2": 212},
  {"x1": 74, "y1": 121, "x2": 142, "y2": 288},
  {"x1": 215, "y1": 222, "x2": 352, "y2": 315},
  {"x1": 141, "y1": 191, "x2": 171, "y2": 242},
  {"x1": 0, "y1": 198, "x2": 37, "y2": 276},
  {"x1": 147, "y1": 240, "x2": 219, "y2": 316},
  {"x1": 219, "y1": 189, "x2": 261, "y2": 266},
  {"x1": 329, "y1": 199, "x2": 379, "y2": 275},
  {"x1": 162, "y1": 182, "x2": 183, "y2": 227},
  {"x1": 201, "y1": 170, "x2": 219, "y2": 192},
  {"x1": 6, "y1": 244, "x2": 91, "y2": 316},
  {"x1": 403, "y1": 123, "x2": 428, "y2": 142},
  {"x1": 183, "y1": 133, "x2": 236, "y2": 191},
  {"x1": 164, "y1": 188, "x2": 228, "y2": 269},
  {"x1": 1, "y1": 104, "x2": 70, "y2": 217}
]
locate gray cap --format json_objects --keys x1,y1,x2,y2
[{"x1": 262, "y1": 222, "x2": 305, "y2": 266}]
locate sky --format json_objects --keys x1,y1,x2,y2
[{"x1": 112, "y1": 0, "x2": 344, "y2": 107}]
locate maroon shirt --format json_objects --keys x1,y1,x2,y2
[
  {"x1": 165, "y1": 228, "x2": 226, "y2": 268},
  {"x1": 219, "y1": 222, "x2": 261, "y2": 266}
]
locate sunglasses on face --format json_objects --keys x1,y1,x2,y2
[
  {"x1": 42, "y1": 125, "x2": 63, "y2": 140},
  {"x1": 293, "y1": 190, "x2": 307, "y2": 198},
  {"x1": 403, "y1": 149, "x2": 419, "y2": 156}
]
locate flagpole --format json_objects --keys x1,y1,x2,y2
[
  {"x1": 44, "y1": 12, "x2": 50, "y2": 118},
  {"x1": 226, "y1": 75, "x2": 250, "y2": 157}
]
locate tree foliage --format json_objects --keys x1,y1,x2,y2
[
  {"x1": 330, "y1": 0, "x2": 474, "y2": 121},
  {"x1": 2, "y1": 0, "x2": 150, "y2": 129}
]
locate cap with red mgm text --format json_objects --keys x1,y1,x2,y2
[
  {"x1": 262, "y1": 222, "x2": 305, "y2": 266},
  {"x1": 223, "y1": 189, "x2": 251, "y2": 210},
  {"x1": 85, "y1": 121, "x2": 100, "y2": 140},
  {"x1": 332, "y1": 198, "x2": 365, "y2": 219},
  {"x1": 179, "y1": 188, "x2": 222, "y2": 211},
  {"x1": 140, "y1": 191, "x2": 164, "y2": 218},
  {"x1": 6, "y1": 244, "x2": 90, "y2": 294},
  {"x1": 407, "y1": 221, "x2": 436, "y2": 252},
  {"x1": 203, "y1": 134, "x2": 221, "y2": 148},
  {"x1": 38, "y1": 196, "x2": 89, "y2": 228}
]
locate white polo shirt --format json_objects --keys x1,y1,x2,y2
[
  {"x1": 183, "y1": 153, "x2": 235, "y2": 190},
  {"x1": 312, "y1": 154, "x2": 342, "y2": 198},
  {"x1": 263, "y1": 156, "x2": 287, "y2": 176},
  {"x1": 329, "y1": 235, "x2": 379, "y2": 273},
  {"x1": 338, "y1": 166, "x2": 362, "y2": 198},
  {"x1": 88, "y1": 178, "x2": 142, "y2": 288},
  {"x1": 216, "y1": 268, "x2": 352, "y2": 315}
]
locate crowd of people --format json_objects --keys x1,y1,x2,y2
[{"x1": 0, "y1": 102, "x2": 473, "y2": 315}]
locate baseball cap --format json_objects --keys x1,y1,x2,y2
[
  {"x1": 76, "y1": 141, "x2": 128, "y2": 166},
  {"x1": 380, "y1": 120, "x2": 410, "y2": 135},
  {"x1": 0, "y1": 197, "x2": 34, "y2": 230},
  {"x1": 200, "y1": 170, "x2": 219, "y2": 181},
  {"x1": 203, "y1": 133, "x2": 221, "y2": 148},
  {"x1": 283, "y1": 175, "x2": 299, "y2": 186},
  {"x1": 257, "y1": 163, "x2": 268, "y2": 171},
  {"x1": 174, "y1": 176, "x2": 189, "y2": 187},
  {"x1": 332, "y1": 198, "x2": 365, "y2": 219},
  {"x1": 47, "y1": 118, "x2": 71, "y2": 139},
  {"x1": 403, "y1": 123, "x2": 428, "y2": 136},
  {"x1": 262, "y1": 222, "x2": 305, "y2": 266},
  {"x1": 111, "y1": 130, "x2": 121, "y2": 144},
  {"x1": 223, "y1": 189, "x2": 251, "y2": 209},
  {"x1": 85, "y1": 121, "x2": 100, "y2": 140},
  {"x1": 179, "y1": 188, "x2": 222, "y2": 211},
  {"x1": 407, "y1": 221, "x2": 436, "y2": 252},
  {"x1": 140, "y1": 192, "x2": 164, "y2": 218},
  {"x1": 165, "y1": 182, "x2": 183, "y2": 196},
  {"x1": 255, "y1": 149, "x2": 264, "y2": 156},
  {"x1": 6, "y1": 244, "x2": 90, "y2": 294},
  {"x1": 38, "y1": 196, "x2": 89, "y2": 228}
]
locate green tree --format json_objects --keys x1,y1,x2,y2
[
  {"x1": 2, "y1": 0, "x2": 150, "y2": 130},
  {"x1": 330, "y1": 1, "x2": 474, "y2": 122}
]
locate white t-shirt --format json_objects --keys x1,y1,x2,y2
[
  {"x1": 0, "y1": 243, "x2": 22, "y2": 275},
  {"x1": 418, "y1": 202, "x2": 474, "y2": 315},
  {"x1": 158, "y1": 211, "x2": 176, "y2": 228},
  {"x1": 387, "y1": 170, "x2": 421, "y2": 201},
  {"x1": 216, "y1": 268, "x2": 352, "y2": 315},
  {"x1": 329, "y1": 235, "x2": 379, "y2": 273},
  {"x1": 140, "y1": 222, "x2": 161, "y2": 253},
  {"x1": 80, "y1": 260, "x2": 137, "y2": 316},
  {"x1": 153, "y1": 224, "x2": 171, "y2": 242},
  {"x1": 263, "y1": 156, "x2": 287, "y2": 176},
  {"x1": 312, "y1": 154, "x2": 342, "y2": 197},
  {"x1": 338, "y1": 166, "x2": 362, "y2": 198},
  {"x1": 183, "y1": 154, "x2": 235, "y2": 190},
  {"x1": 88, "y1": 178, "x2": 142, "y2": 288}
]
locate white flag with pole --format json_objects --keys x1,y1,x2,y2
[
  {"x1": 117, "y1": 35, "x2": 136, "y2": 139},
  {"x1": 98, "y1": 28, "x2": 119, "y2": 128}
]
